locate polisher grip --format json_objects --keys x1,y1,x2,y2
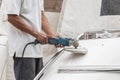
[{"x1": 34, "y1": 38, "x2": 70, "y2": 46}]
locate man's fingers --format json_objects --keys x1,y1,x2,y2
[
  {"x1": 36, "y1": 33, "x2": 48, "y2": 44},
  {"x1": 41, "y1": 34, "x2": 48, "y2": 44}
]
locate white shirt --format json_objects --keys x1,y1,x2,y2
[{"x1": 2, "y1": 0, "x2": 44, "y2": 58}]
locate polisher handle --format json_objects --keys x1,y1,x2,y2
[{"x1": 34, "y1": 38, "x2": 70, "y2": 46}]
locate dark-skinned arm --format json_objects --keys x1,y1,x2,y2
[
  {"x1": 41, "y1": 11, "x2": 57, "y2": 36},
  {"x1": 41, "y1": 12, "x2": 63, "y2": 47},
  {"x1": 8, "y1": 14, "x2": 48, "y2": 44}
]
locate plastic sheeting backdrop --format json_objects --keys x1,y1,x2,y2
[{"x1": 58, "y1": 0, "x2": 120, "y2": 39}]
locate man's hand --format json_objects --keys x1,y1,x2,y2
[
  {"x1": 35, "y1": 32, "x2": 48, "y2": 44},
  {"x1": 41, "y1": 11, "x2": 63, "y2": 47}
]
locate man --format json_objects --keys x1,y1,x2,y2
[{"x1": 2, "y1": 0, "x2": 57, "y2": 80}]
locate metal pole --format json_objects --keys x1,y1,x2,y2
[
  {"x1": 58, "y1": 66, "x2": 120, "y2": 73},
  {"x1": 34, "y1": 48, "x2": 64, "y2": 80}
]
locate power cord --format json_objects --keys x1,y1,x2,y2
[
  {"x1": 20, "y1": 40, "x2": 39, "y2": 80},
  {"x1": 22, "y1": 41, "x2": 37, "y2": 57}
]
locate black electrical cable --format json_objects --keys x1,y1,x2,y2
[
  {"x1": 20, "y1": 40, "x2": 37, "y2": 80},
  {"x1": 22, "y1": 41, "x2": 35, "y2": 57}
]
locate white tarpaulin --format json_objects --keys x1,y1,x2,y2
[
  {"x1": 0, "y1": 36, "x2": 7, "y2": 80},
  {"x1": 0, "y1": 8, "x2": 8, "y2": 80},
  {"x1": 0, "y1": 17, "x2": 8, "y2": 80},
  {"x1": 58, "y1": 0, "x2": 120, "y2": 38}
]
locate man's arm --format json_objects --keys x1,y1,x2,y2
[
  {"x1": 41, "y1": 12, "x2": 64, "y2": 47},
  {"x1": 8, "y1": 14, "x2": 48, "y2": 44},
  {"x1": 41, "y1": 11, "x2": 56, "y2": 36}
]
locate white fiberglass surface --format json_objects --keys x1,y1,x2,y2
[{"x1": 41, "y1": 38, "x2": 120, "y2": 80}]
